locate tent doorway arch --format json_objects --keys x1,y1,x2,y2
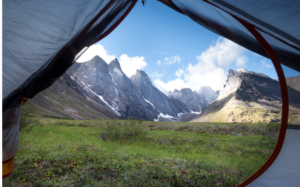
[{"x1": 3, "y1": 1, "x2": 300, "y2": 186}]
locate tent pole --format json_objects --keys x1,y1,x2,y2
[
  {"x1": 234, "y1": 18, "x2": 289, "y2": 187},
  {"x1": 202, "y1": 1, "x2": 289, "y2": 186}
]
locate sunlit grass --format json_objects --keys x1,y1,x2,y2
[{"x1": 4, "y1": 118, "x2": 277, "y2": 186}]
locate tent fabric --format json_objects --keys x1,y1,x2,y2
[
  {"x1": 2, "y1": 0, "x2": 136, "y2": 178},
  {"x1": 161, "y1": 0, "x2": 300, "y2": 72},
  {"x1": 248, "y1": 129, "x2": 300, "y2": 186},
  {"x1": 3, "y1": 103, "x2": 22, "y2": 162},
  {"x1": 158, "y1": 0, "x2": 300, "y2": 185},
  {"x1": 2, "y1": 0, "x2": 300, "y2": 183},
  {"x1": 208, "y1": 0, "x2": 300, "y2": 49},
  {"x1": 3, "y1": 0, "x2": 110, "y2": 98},
  {"x1": 3, "y1": 0, "x2": 134, "y2": 109}
]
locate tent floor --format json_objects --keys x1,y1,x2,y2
[{"x1": 248, "y1": 129, "x2": 300, "y2": 186}]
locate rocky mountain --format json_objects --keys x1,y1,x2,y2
[
  {"x1": 192, "y1": 68, "x2": 300, "y2": 124},
  {"x1": 66, "y1": 56, "x2": 159, "y2": 121},
  {"x1": 65, "y1": 56, "x2": 218, "y2": 121},
  {"x1": 168, "y1": 88, "x2": 208, "y2": 113},
  {"x1": 198, "y1": 86, "x2": 219, "y2": 104},
  {"x1": 107, "y1": 59, "x2": 159, "y2": 120},
  {"x1": 27, "y1": 73, "x2": 119, "y2": 120},
  {"x1": 286, "y1": 75, "x2": 300, "y2": 92},
  {"x1": 130, "y1": 70, "x2": 190, "y2": 119},
  {"x1": 66, "y1": 56, "x2": 121, "y2": 116}
]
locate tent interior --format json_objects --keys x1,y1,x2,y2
[{"x1": 3, "y1": 0, "x2": 300, "y2": 186}]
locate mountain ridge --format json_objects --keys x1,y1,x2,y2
[{"x1": 192, "y1": 68, "x2": 300, "y2": 124}]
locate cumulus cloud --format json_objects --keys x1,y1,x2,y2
[
  {"x1": 77, "y1": 43, "x2": 147, "y2": 78},
  {"x1": 157, "y1": 55, "x2": 182, "y2": 66},
  {"x1": 199, "y1": 37, "x2": 248, "y2": 67},
  {"x1": 154, "y1": 37, "x2": 248, "y2": 93},
  {"x1": 77, "y1": 44, "x2": 116, "y2": 63},
  {"x1": 175, "y1": 69, "x2": 185, "y2": 78},
  {"x1": 154, "y1": 78, "x2": 185, "y2": 94},
  {"x1": 119, "y1": 54, "x2": 147, "y2": 77}
]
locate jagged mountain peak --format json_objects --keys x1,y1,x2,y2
[
  {"x1": 130, "y1": 70, "x2": 152, "y2": 86},
  {"x1": 130, "y1": 71, "x2": 191, "y2": 118},
  {"x1": 168, "y1": 87, "x2": 208, "y2": 113},
  {"x1": 238, "y1": 67, "x2": 248, "y2": 73},
  {"x1": 109, "y1": 58, "x2": 122, "y2": 70},
  {"x1": 228, "y1": 69, "x2": 238, "y2": 77},
  {"x1": 78, "y1": 55, "x2": 108, "y2": 71},
  {"x1": 134, "y1": 69, "x2": 148, "y2": 77},
  {"x1": 198, "y1": 86, "x2": 219, "y2": 104},
  {"x1": 180, "y1": 88, "x2": 193, "y2": 93},
  {"x1": 89, "y1": 55, "x2": 106, "y2": 64},
  {"x1": 198, "y1": 86, "x2": 214, "y2": 91}
]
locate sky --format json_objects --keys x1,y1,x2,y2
[{"x1": 77, "y1": 0, "x2": 300, "y2": 93}]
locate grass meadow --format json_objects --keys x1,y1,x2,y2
[{"x1": 4, "y1": 115, "x2": 279, "y2": 186}]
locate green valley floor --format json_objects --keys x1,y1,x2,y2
[{"x1": 4, "y1": 116, "x2": 280, "y2": 187}]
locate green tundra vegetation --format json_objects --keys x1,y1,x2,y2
[{"x1": 4, "y1": 111, "x2": 281, "y2": 187}]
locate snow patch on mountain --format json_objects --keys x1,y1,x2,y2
[
  {"x1": 154, "y1": 113, "x2": 175, "y2": 121},
  {"x1": 144, "y1": 97, "x2": 156, "y2": 108},
  {"x1": 190, "y1": 111, "x2": 201, "y2": 114},
  {"x1": 87, "y1": 87, "x2": 121, "y2": 116},
  {"x1": 177, "y1": 113, "x2": 184, "y2": 117}
]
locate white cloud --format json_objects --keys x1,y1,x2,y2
[
  {"x1": 119, "y1": 54, "x2": 147, "y2": 77},
  {"x1": 199, "y1": 37, "x2": 248, "y2": 67},
  {"x1": 77, "y1": 44, "x2": 147, "y2": 78},
  {"x1": 77, "y1": 44, "x2": 116, "y2": 63},
  {"x1": 154, "y1": 37, "x2": 248, "y2": 93},
  {"x1": 261, "y1": 59, "x2": 272, "y2": 69},
  {"x1": 150, "y1": 71, "x2": 164, "y2": 79},
  {"x1": 157, "y1": 55, "x2": 182, "y2": 66},
  {"x1": 175, "y1": 69, "x2": 185, "y2": 77},
  {"x1": 154, "y1": 78, "x2": 185, "y2": 94}
]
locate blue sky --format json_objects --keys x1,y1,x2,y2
[{"x1": 77, "y1": 0, "x2": 299, "y2": 93}]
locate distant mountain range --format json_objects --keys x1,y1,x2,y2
[
  {"x1": 27, "y1": 56, "x2": 299, "y2": 124},
  {"x1": 28, "y1": 56, "x2": 219, "y2": 121},
  {"x1": 192, "y1": 68, "x2": 300, "y2": 124}
]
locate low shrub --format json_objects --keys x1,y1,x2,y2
[
  {"x1": 263, "y1": 122, "x2": 280, "y2": 141},
  {"x1": 19, "y1": 113, "x2": 32, "y2": 131},
  {"x1": 19, "y1": 112, "x2": 40, "y2": 131},
  {"x1": 100, "y1": 120, "x2": 147, "y2": 142}
]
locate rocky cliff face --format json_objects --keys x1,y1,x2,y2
[
  {"x1": 67, "y1": 56, "x2": 121, "y2": 116},
  {"x1": 66, "y1": 56, "x2": 214, "y2": 121},
  {"x1": 66, "y1": 56, "x2": 160, "y2": 121},
  {"x1": 130, "y1": 70, "x2": 190, "y2": 118},
  {"x1": 192, "y1": 68, "x2": 300, "y2": 124},
  {"x1": 168, "y1": 88, "x2": 208, "y2": 113},
  {"x1": 32, "y1": 55, "x2": 225, "y2": 121},
  {"x1": 286, "y1": 75, "x2": 300, "y2": 92},
  {"x1": 219, "y1": 68, "x2": 272, "y2": 100},
  {"x1": 107, "y1": 59, "x2": 159, "y2": 120},
  {"x1": 28, "y1": 72, "x2": 119, "y2": 120}
]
